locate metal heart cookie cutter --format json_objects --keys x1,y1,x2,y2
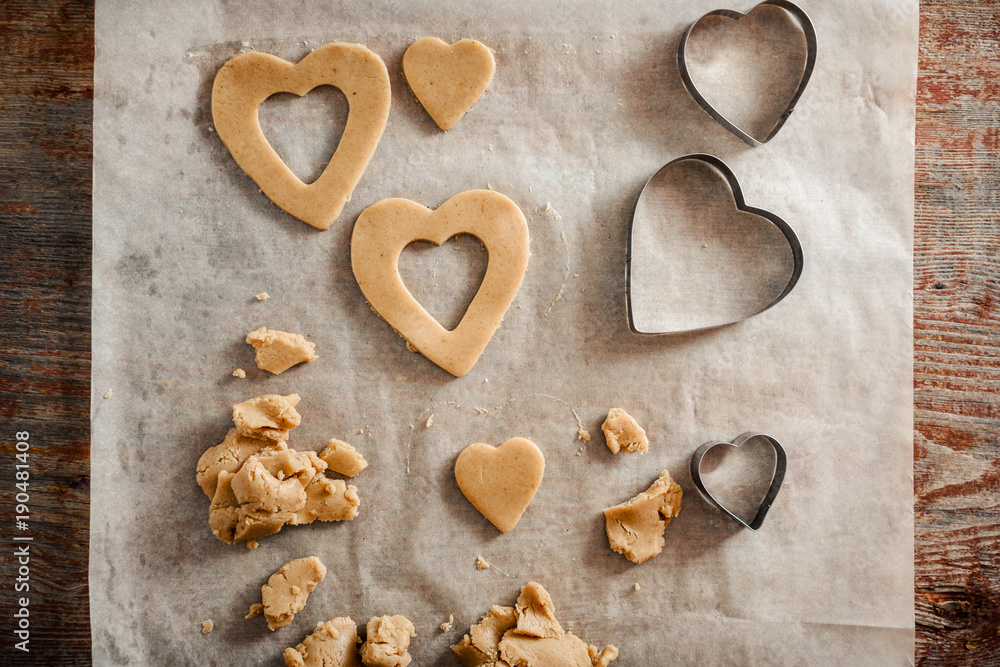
[
  {"x1": 678, "y1": 0, "x2": 817, "y2": 146},
  {"x1": 690, "y1": 432, "x2": 787, "y2": 530},
  {"x1": 626, "y1": 153, "x2": 803, "y2": 335}
]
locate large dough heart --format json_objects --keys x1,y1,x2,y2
[
  {"x1": 454, "y1": 438, "x2": 545, "y2": 533},
  {"x1": 212, "y1": 43, "x2": 391, "y2": 230},
  {"x1": 351, "y1": 190, "x2": 529, "y2": 377},
  {"x1": 402, "y1": 37, "x2": 495, "y2": 131}
]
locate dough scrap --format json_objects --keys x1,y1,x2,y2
[
  {"x1": 246, "y1": 327, "x2": 318, "y2": 375},
  {"x1": 604, "y1": 469, "x2": 683, "y2": 564},
  {"x1": 196, "y1": 428, "x2": 278, "y2": 498},
  {"x1": 259, "y1": 556, "x2": 327, "y2": 631},
  {"x1": 452, "y1": 583, "x2": 617, "y2": 667},
  {"x1": 212, "y1": 43, "x2": 391, "y2": 231},
  {"x1": 233, "y1": 393, "x2": 302, "y2": 441},
  {"x1": 199, "y1": 407, "x2": 359, "y2": 545},
  {"x1": 402, "y1": 37, "x2": 495, "y2": 131},
  {"x1": 454, "y1": 438, "x2": 544, "y2": 533},
  {"x1": 513, "y1": 582, "x2": 562, "y2": 639},
  {"x1": 351, "y1": 190, "x2": 529, "y2": 377},
  {"x1": 284, "y1": 617, "x2": 362, "y2": 667},
  {"x1": 360, "y1": 615, "x2": 416, "y2": 667},
  {"x1": 601, "y1": 408, "x2": 648, "y2": 454},
  {"x1": 201, "y1": 619, "x2": 214, "y2": 635},
  {"x1": 320, "y1": 439, "x2": 369, "y2": 477},
  {"x1": 451, "y1": 605, "x2": 516, "y2": 666}
]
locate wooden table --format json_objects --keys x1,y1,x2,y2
[{"x1": 1, "y1": 1, "x2": 997, "y2": 664}]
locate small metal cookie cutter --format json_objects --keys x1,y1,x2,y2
[
  {"x1": 677, "y1": 0, "x2": 818, "y2": 146},
  {"x1": 690, "y1": 432, "x2": 787, "y2": 530},
  {"x1": 626, "y1": 153, "x2": 804, "y2": 335}
]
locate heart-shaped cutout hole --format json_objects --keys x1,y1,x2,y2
[
  {"x1": 212, "y1": 43, "x2": 391, "y2": 230},
  {"x1": 258, "y1": 86, "x2": 349, "y2": 185},
  {"x1": 454, "y1": 437, "x2": 545, "y2": 533},
  {"x1": 679, "y1": 1, "x2": 816, "y2": 145},
  {"x1": 627, "y1": 154, "x2": 802, "y2": 334},
  {"x1": 690, "y1": 432, "x2": 786, "y2": 530},
  {"x1": 397, "y1": 234, "x2": 489, "y2": 332},
  {"x1": 352, "y1": 190, "x2": 529, "y2": 377}
]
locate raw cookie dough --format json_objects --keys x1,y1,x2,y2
[
  {"x1": 513, "y1": 582, "x2": 562, "y2": 638},
  {"x1": 233, "y1": 393, "x2": 302, "y2": 441},
  {"x1": 359, "y1": 615, "x2": 416, "y2": 667},
  {"x1": 452, "y1": 582, "x2": 617, "y2": 667},
  {"x1": 197, "y1": 405, "x2": 360, "y2": 545},
  {"x1": 212, "y1": 43, "x2": 391, "y2": 231},
  {"x1": 601, "y1": 408, "x2": 648, "y2": 454},
  {"x1": 320, "y1": 439, "x2": 368, "y2": 477},
  {"x1": 351, "y1": 190, "x2": 529, "y2": 377},
  {"x1": 284, "y1": 617, "x2": 362, "y2": 667},
  {"x1": 401, "y1": 37, "x2": 495, "y2": 131},
  {"x1": 454, "y1": 438, "x2": 544, "y2": 533},
  {"x1": 604, "y1": 469, "x2": 683, "y2": 564},
  {"x1": 259, "y1": 556, "x2": 327, "y2": 631},
  {"x1": 246, "y1": 327, "x2": 317, "y2": 375}
]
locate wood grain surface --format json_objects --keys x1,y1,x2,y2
[{"x1": 0, "y1": 0, "x2": 997, "y2": 664}]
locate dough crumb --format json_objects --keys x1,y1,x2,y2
[
  {"x1": 601, "y1": 408, "x2": 648, "y2": 454},
  {"x1": 256, "y1": 292, "x2": 270, "y2": 301},
  {"x1": 246, "y1": 327, "x2": 318, "y2": 375},
  {"x1": 103, "y1": 389, "x2": 113, "y2": 399},
  {"x1": 475, "y1": 407, "x2": 488, "y2": 415},
  {"x1": 246, "y1": 539, "x2": 259, "y2": 550},
  {"x1": 284, "y1": 617, "x2": 360, "y2": 667},
  {"x1": 201, "y1": 620, "x2": 214, "y2": 635},
  {"x1": 246, "y1": 603, "x2": 264, "y2": 619},
  {"x1": 320, "y1": 439, "x2": 369, "y2": 477},
  {"x1": 633, "y1": 583, "x2": 641, "y2": 592},
  {"x1": 451, "y1": 582, "x2": 617, "y2": 667},
  {"x1": 232, "y1": 393, "x2": 302, "y2": 441},
  {"x1": 476, "y1": 555, "x2": 491, "y2": 570},
  {"x1": 539, "y1": 202, "x2": 562, "y2": 220},
  {"x1": 440, "y1": 615, "x2": 454, "y2": 632},
  {"x1": 360, "y1": 615, "x2": 416, "y2": 667},
  {"x1": 233, "y1": 368, "x2": 247, "y2": 378},
  {"x1": 577, "y1": 428, "x2": 591, "y2": 442},
  {"x1": 259, "y1": 557, "x2": 327, "y2": 631},
  {"x1": 425, "y1": 414, "x2": 434, "y2": 428},
  {"x1": 604, "y1": 469, "x2": 682, "y2": 564}
]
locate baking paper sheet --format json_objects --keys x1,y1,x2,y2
[{"x1": 91, "y1": 1, "x2": 916, "y2": 664}]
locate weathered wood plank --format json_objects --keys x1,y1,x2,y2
[
  {"x1": 915, "y1": 0, "x2": 1000, "y2": 663},
  {"x1": 0, "y1": 0, "x2": 94, "y2": 664}
]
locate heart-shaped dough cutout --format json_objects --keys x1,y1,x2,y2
[
  {"x1": 212, "y1": 43, "x2": 391, "y2": 230},
  {"x1": 351, "y1": 190, "x2": 529, "y2": 377},
  {"x1": 402, "y1": 37, "x2": 495, "y2": 131},
  {"x1": 455, "y1": 438, "x2": 544, "y2": 533},
  {"x1": 627, "y1": 154, "x2": 802, "y2": 334}
]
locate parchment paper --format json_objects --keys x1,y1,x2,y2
[{"x1": 91, "y1": 1, "x2": 917, "y2": 664}]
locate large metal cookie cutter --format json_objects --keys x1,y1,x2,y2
[
  {"x1": 678, "y1": 0, "x2": 817, "y2": 146},
  {"x1": 626, "y1": 153, "x2": 803, "y2": 335},
  {"x1": 690, "y1": 432, "x2": 787, "y2": 530}
]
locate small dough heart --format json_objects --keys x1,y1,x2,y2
[
  {"x1": 351, "y1": 190, "x2": 529, "y2": 377},
  {"x1": 402, "y1": 37, "x2": 495, "y2": 131},
  {"x1": 212, "y1": 43, "x2": 391, "y2": 230},
  {"x1": 455, "y1": 438, "x2": 544, "y2": 533}
]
